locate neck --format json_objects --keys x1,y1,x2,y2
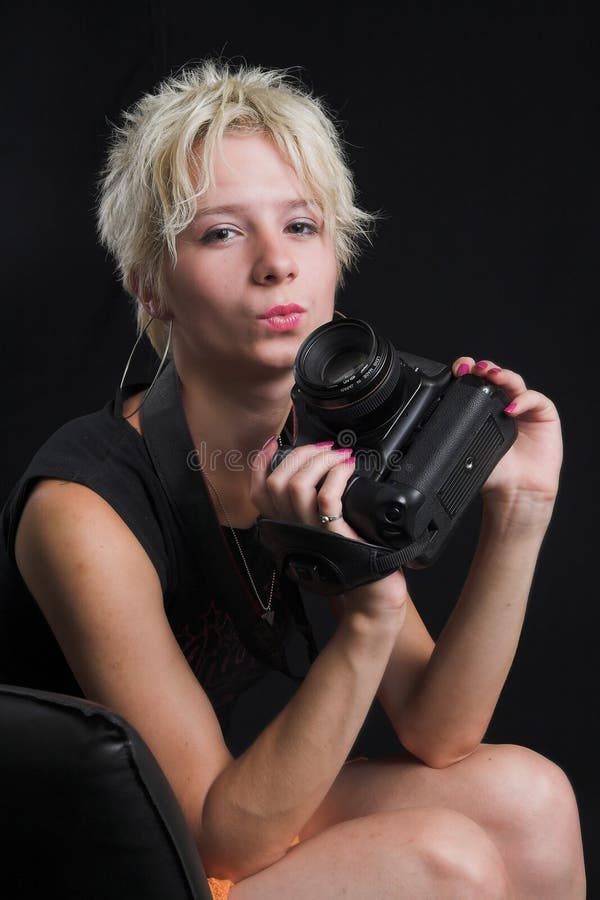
[{"x1": 175, "y1": 350, "x2": 294, "y2": 473}]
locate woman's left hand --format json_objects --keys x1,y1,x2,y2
[{"x1": 452, "y1": 358, "x2": 563, "y2": 528}]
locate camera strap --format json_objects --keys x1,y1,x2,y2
[
  {"x1": 138, "y1": 362, "x2": 318, "y2": 679},
  {"x1": 256, "y1": 518, "x2": 435, "y2": 595}
]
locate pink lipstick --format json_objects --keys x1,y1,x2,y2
[{"x1": 260, "y1": 303, "x2": 306, "y2": 332}]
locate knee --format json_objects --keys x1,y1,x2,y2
[
  {"x1": 479, "y1": 744, "x2": 580, "y2": 833},
  {"x1": 405, "y1": 808, "x2": 512, "y2": 898},
  {"x1": 475, "y1": 744, "x2": 584, "y2": 886}
]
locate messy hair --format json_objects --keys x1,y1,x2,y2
[{"x1": 97, "y1": 59, "x2": 378, "y2": 356}]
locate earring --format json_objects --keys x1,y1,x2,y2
[{"x1": 119, "y1": 317, "x2": 173, "y2": 419}]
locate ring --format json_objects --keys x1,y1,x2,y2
[{"x1": 319, "y1": 512, "x2": 343, "y2": 524}]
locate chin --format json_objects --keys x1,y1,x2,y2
[{"x1": 259, "y1": 343, "x2": 299, "y2": 374}]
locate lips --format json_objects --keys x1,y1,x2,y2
[{"x1": 260, "y1": 304, "x2": 306, "y2": 318}]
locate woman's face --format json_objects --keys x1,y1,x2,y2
[{"x1": 163, "y1": 131, "x2": 338, "y2": 380}]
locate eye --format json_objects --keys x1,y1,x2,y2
[
  {"x1": 201, "y1": 226, "x2": 238, "y2": 244},
  {"x1": 286, "y1": 220, "x2": 319, "y2": 236}
]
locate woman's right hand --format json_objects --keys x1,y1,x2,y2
[
  {"x1": 251, "y1": 438, "x2": 360, "y2": 537},
  {"x1": 250, "y1": 438, "x2": 408, "y2": 616}
]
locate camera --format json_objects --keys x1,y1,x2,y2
[{"x1": 271, "y1": 316, "x2": 517, "y2": 568}]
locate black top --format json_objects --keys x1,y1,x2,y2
[{"x1": 0, "y1": 364, "x2": 316, "y2": 731}]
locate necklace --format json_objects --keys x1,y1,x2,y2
[{"x1": 201, "y1": 438, "x2": 281, "y2": 626}]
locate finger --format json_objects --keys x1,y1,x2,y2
[
  {"x1": 453, "y1": 356, "x2": 475, "y2": 376},
  {"x1": 502, "y1": 388, "x2": 558, "y2": 422},
  {"x1": 453, "y1": 357, "x2": 527, "y2": 397},
  {"x1": 274, "y1": 445, "x2": 353, "y2": 521},
  {"x1": 316, "y1": 456, "x2": 363, "y2": 540},
  {"x1": 251, "y1": 442, "x2": 348, "y2": 521},
  {"x1": 454, "y1": 357, "x2": 505, "y2": 376},
  {"x1": 481, "y1": 365, "x2": 527, "y2": 398}
]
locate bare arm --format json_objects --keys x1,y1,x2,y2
[
  {"x1": 372, "y1": 358, "x2": 563, "y2": 767},
  {"x1": 377, "y1": 503, "x2": 548, "y2": 767},
  {"x1": 15, "y1": 480, "x2": 233, "y2": 837},
  {"x1": 202, "y1": 575, "x2": 407, "y2": 879},
  {"x1": 15, "y1": 478, "x2": 407, "y2": 882}
]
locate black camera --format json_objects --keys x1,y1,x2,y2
[{"x1": 270, "y1": 316, "x2": 517, "y2": 569}]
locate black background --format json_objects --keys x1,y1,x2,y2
[{"x1": 3, "y1": 2, "x2": 598, "y2": 893}]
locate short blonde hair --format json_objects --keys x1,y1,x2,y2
[{"x1": 97, "y1": 59, "x2": 378, "y2": 356}]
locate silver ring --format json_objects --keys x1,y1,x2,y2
[{"x1": 319, "y1": 512, "x2": 343, "y2": 524}]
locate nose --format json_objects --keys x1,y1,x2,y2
[{"x1": 251, "y1": 231, "x2": 299, "y2": 285}]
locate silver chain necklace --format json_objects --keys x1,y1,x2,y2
[{"x1": 201, "y1": 437, "x2": 281, "y2": 626}]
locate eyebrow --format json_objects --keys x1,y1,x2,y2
[{"x1": 193, "y1": 198, "x2": 319, "y2": 221}]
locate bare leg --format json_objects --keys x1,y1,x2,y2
[
  {"x1": 231, "y1": 807, "x2": 513, "y2": 899},
  {"x1": 298, "y1": 743, "x2": 586, "y2": 899}
]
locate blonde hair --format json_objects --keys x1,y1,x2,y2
[{"x1": 96, "y1": 59, "x2": 378, "y2": 356}]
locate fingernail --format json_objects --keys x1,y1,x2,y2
[
  {"x1": 489, "y1": 367, "x2": 502, "y2": 375},
  {"x1": 334, "y1": 447, "x2": 353, "y2": 454},
  {"x1": 474, "y1": 360, "x2": 488, "y2": 370},
  {"x1": 343, "y1": 456, "x2": 356, "y2": 465},
  {"x1": 504, "y1": 402, "x2": 517, "y2": 413},
  {"x1": 457, "y1": 363, "x2": 470, "y2": 376},
  {"x1": 315, "y1": 440, "x2": 335, "y2": 447},
  {"x1": 261, "y1": 435, "x2": 277, "y2": 450}
]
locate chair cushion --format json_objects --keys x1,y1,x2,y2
[{"x1": 0, "y1": 684, "x2": 212, "y2": 899}]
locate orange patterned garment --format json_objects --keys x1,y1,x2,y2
[
  {"x1": 207, "y1": 836, "x2": 301, "y2": 898},
  {"x1": 207, "y1": 876, "x2": 235, "y2": 899}
]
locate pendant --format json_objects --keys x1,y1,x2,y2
[{"x1": 262, "y1": 610, "x2": 275, "y2": 626}]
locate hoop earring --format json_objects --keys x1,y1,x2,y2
[{"x1": 119, "y1": 317, "x2": 173, "y2": 419}]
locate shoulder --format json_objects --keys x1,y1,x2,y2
[
  {"x1": 20, "y1": 475, "x2": 141, "y2": 534},
  {"x1": 16, "y1": 478, "x2": 160, "y2": 589},
  {"x1": 2, "y1": 400, "x2": 174, "y2": 592},
  {"x1": 14, "y1": 478, "x2": 166, "y2": 673}
]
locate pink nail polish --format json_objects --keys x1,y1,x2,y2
[
  {"x1": 343, "y1": 456, "x2": 356, "y2": 464},
  {"x1": 315, "y1": 440, "x2": 335, "y2": 447},
  {"x1": 474, "y1": 360, "x2": 488, "y2": 370},
  {"x1": 489, "y1": 367, "x2": 502, "y2": 375},
  {"x1": 457, "y1": 363, "x2": 470, "y2": 376},
  {"x1": 504, "y1": 402, "x2": 517, "y2": 414},
  {"x1": 335, "y1": 447, "x2": 353, "y2": 454}
]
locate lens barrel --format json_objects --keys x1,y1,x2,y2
[{"x1": 294, "y1": 318, "x2": 405, "y2": 429}]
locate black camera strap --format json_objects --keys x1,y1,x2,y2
[
  {"x1": 257, "y1": 518, "x2": 435, "y2": 595},
  {"x1": 138, "y1": 362, "x2": 317, "y2": 679}
]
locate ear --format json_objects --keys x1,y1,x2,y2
[{"x1": 131, "y1": 272, "x2": 164, "y2": 320}]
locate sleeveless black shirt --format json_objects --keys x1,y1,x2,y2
[{"x1": 0, "y1": 367, "x2": 316, "y2": 731}]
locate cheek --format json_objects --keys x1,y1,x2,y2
[
  {"x1": 320, "y1": 252, "x2": 339, "y2": 301},
  {"x1": 302, "y1": 238, "x2": 336, "y2": 286},
  {"x1": 320, "y1": 239, "x2": 339, "y2": 287},
  {"x1": 168, "y1": 255, "x2": 237, "y2": 309}
]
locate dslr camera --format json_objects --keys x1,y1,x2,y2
[{"x1": 269, "y1": 316, "x2": 517, "y2": 569}]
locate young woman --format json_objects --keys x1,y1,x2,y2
[{"x1": 1, "y1": 60, "x2": 585, "y2": 898}]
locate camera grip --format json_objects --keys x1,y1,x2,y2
[{"x1": 386, "y1": 376, "x2": 517, "y2": 563}]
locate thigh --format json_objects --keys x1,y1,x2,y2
[
  {"x1": 231, "y1": 807, "x2": 509, "y2": 900},
  {"x1": 298, "y1": 743, "x2": 536, "y2": 841}
]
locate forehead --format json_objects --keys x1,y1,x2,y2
[{"x1": 198, "y1": 131, "x2": 309, "y2": 201}]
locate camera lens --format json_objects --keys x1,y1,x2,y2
[
  {"x1": 294, "y1": 318, "x2": 406, "y2": 432},
  {"x1": 301, "y1": 320, "x2": 374, "y2": 388},
  {"x1": 322, "y1": 348, "x2": 369, "y2": 385}
]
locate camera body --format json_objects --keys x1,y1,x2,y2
[{"x1": 273, "y1": 317, "x2": 517, "y2": 567}]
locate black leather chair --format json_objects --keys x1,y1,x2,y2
[{"x1": 0, "y1": 683, "x2": 213, "y2": 899}]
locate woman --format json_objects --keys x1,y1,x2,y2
[{"x1": 1, "y1": 60, "x2": 585, "y2": 897}]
